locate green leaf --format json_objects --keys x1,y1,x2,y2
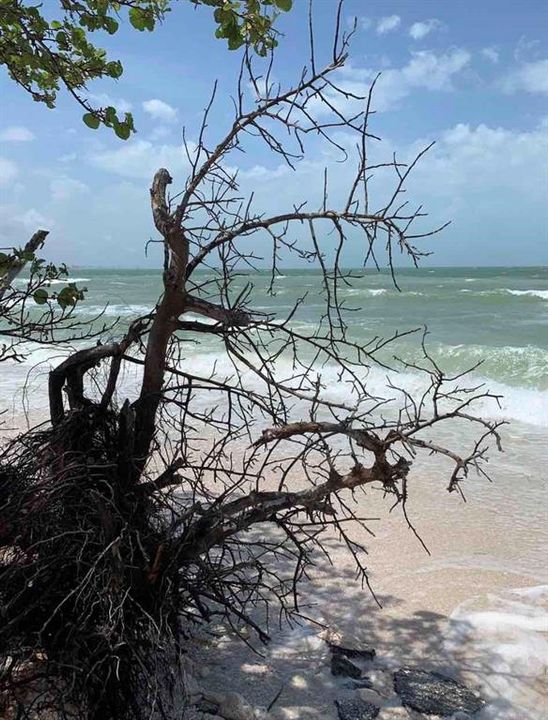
[
  {"x1": 274, "y1": 0, "x2": 292, "y2": 10},
  {"x1": 129, "y1": 7, "x2": 146, "y2": 30},
  {"x1": 113, "y1": 122, "x2": 131, "y2": 140},
  {"x1": 105, "y1": 105, "x2": 117, "y2": 123},
  {"x1": 128, "y1": 7, "x2": 154, "y2": 32},
  {"x1": 228, "y1": 33, "x2": 244, "y2": 50},
  {"x1": 1, "y1": 0, "x2": 289, "y2": 137},
  {"x1": 106, "y1": 60, "x2": 123, "y2": 78},
  {"x1": 123, "y1": 112, "x2": 135, "y2": 131},
  {"x1": 83, "y1": 112, "x2": 100, "y2": 129},
  {"x1": 71, "y1": 27, "x2": 86, "y2": 43},
  {"x1": 104, "y1": 17, "x2": 119, "y2": 34},
  {"x1": 57, "y1": 286, "x2": 73, "y2": 308},
  {"x1": 33, "y1": 288, "x2": 48, "y2": 305}
]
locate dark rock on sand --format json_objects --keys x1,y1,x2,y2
[
  {"x1": 331, "y1": 654, "x2": 362, "y2": 678},
  {"x1": 329, "y1": 642, "x2": 376, "y2": 661},
  {"x1": 335, "y1": 697, "x2": 380, "y2": 720},
  {"x1": 194, "y1": 697, "x2": 220, "y2": 714},
  {"x1": 394, "y1": 667, "x2": 486, "y2": 716},
  {"x1": 343, "y1": 676, "x2": 374, "y2": 690}
]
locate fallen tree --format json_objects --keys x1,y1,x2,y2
[{"x1": 0, "y1": 10, "x2": 504, "y2": 719}]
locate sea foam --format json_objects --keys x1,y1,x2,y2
[
  {"x1": 507, "y1": 289, "x2": 548, "y2": 300},
  {"x1": 4, "y1": 337, "x2": 548, "y2": 429},
  {"x1": 14, "y1": 276, "x2": 91, "y2": 285},
  {"x1": 447, "y1": 585, "x2": 548, "y2": 719}
]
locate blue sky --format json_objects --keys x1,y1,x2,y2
[{"x1": 1, "y1": 0, "x2": 547, "y2": 267}]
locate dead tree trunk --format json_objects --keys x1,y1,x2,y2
[{"x1": 0, "y1": 10, "x2": 504, "y2": 719}]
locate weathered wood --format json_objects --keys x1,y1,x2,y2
[
  {"x1": 49, "y1": 343, "x2": 121, "y2": 424},
  {"x1": 0, "y1": 229, "x2": 48, "y2": 301},
  {"x1": 132, "y1": 169, "x2": 188, "y2": 466}
]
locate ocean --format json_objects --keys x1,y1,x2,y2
[
  {"x1": 56, "y1": 264, "x2": 548, "y2": 420},
  {"x1": 3, "y1": 265, "x2": 548, "y2": 717}
]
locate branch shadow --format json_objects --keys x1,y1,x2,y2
[{"x1": 186, "y1": 531, "x2": 544, "y2": 720}]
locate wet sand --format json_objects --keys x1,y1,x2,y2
[
  {"x1": 188, "y1": 428, "x2": 548, "y2": 719},
  {"x1": 3, "y1": 400, "x2": 546, "y2": 719}
]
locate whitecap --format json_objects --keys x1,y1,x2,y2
[
  {"x1": 456, "y1": 288, "x2": 548, "y2": 300},
  {"x1": 153, "y1": 351, "x2": 548, "y2": 429},
  {"x1": 482, "y1": 380, "x2": 548, "y2": 427},
  {"x1": 340, "y1": 288, "x2": 388, "y2": 298},
  {"x1": 507, "y1": 289, "x2": 548, "y2": 300},
  {"x1": 47, "y1": 277, "x2": 91, "y2": 285},
  {"x1": 75, "y1": 303, "x2": 153, "y2": 317},
  {"x1": 14, "y1": 276, "x2": 90, "y2": 286}
]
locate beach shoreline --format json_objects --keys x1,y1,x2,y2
[
  {"x1": 2, "y1": 413, "x2": 546, "y2": 718},
  {"x1": 2, "y1": 265, "x2": 546, "y2": 718},
  {"x1": 184, "y1": 468, "x2": 547, "y2": 719}
]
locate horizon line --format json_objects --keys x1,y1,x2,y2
[{"x1": 67, "y1": 264, "x2": 548, "y2": 270}]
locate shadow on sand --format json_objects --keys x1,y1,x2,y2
[{"x1": 187, "y1": 532, "x2": 541, "y2": 719}]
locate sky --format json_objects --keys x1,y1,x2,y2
[{"x1": 0, "y1": 0, "x2": 547, "y2": 268}]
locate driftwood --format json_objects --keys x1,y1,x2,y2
[{"x1": 0, "y1": 230, "x2": 48, "y2": 301}]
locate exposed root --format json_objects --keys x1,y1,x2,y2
[{"x1": 0, "y1": 408, "x2": 183, "y2": 720}]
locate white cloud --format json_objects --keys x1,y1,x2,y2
[
  {"x1": 0, "y1": 157, "x2": 18, "y2": 186},
  {"x1": 481, "y1": 47, "x2": 499, "y2": 64},
  {"x1": 0, "y1": 126, "x2": 35, "y2": 142},
  {"x1": 394, "y1": 120, "x2": 548, "y2": 263},
  {"x1": 432, "y1": 121, "x2": 547, "y2": 174},
  {"x1": 86, "y1": 93, "x2": 132, "y2": 113},
  {"x1": 405, "y1": 120, "x2": 548, "y2": 223},
  {"x1": 142, "y1": 99, "x2": 178, "y2": 123},
  {"x1": 0, "y1": 205, "x2": 54, "y2": 243},
  {"x1": 409, "y1": 19, "x2": 442, "y2": 40},
  {"x1": 501, "y1": 59, "x2": 548, "y2": 95},
  {"x1": 234, "y1": 119, "x2": 548, "y2": 265},
  {"x1": 232, "y1": 163, "x2": 290, "y2": 182},
  {"x1": 16, "y1": 115, "x2": 545, "y2": 267},
  {"x1": 514, "y1": 37, "x2": 541, "y2": 63},
  {"x1": 397, "y1": 49, "x2": 470, "y2": 91},
  {"x1": 50, "y1": 175, "x2": 89, "y2": 202},
  {"x1": 376, "y1": 15, "x2": 401, "y2": 35},
  {"x1": 150, "y1": 126, "x2": 174, "y2": 141},
  {"x1": 328, "y1": 48, "x2": 471, "y2": 113},
  {"x1": 17, "y1": 208, "x2": 54, "y2": 231},
  {"x1": 359, "y1": 17, "x2": 372, "y2": 31},
  {"x1": 59, "y1": 152, "x2": 77, "y2": 163},
  {"x1": 89, "y1": 139, "x2": 192, "y2": 179}
]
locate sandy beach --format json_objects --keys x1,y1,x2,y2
[
  {"x1": 3, "y1": 401, "x2": 545, "y2": 718},
  {"x1": 185, "y1": 423, "x2": 548, "y2": 719},
  {"x1": 2, "y1": 267, "x2": 547, "y2": 718},
  {"x1": 1, "y1": 0, "x2": 547, "y2": 717}
]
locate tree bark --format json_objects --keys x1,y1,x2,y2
[
  {"x1": 132, "y1": 170, "x2": 188, "y2": 469},
  {"x1": 0, "y1": 229, "x2": 48, "y2": 301}
]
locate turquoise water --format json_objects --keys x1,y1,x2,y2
[
  {"x1": 8, "y1": 266, "x2": 545, "y2": 720},
  {"x1": 12, "y1": 265, "x2": 546, "y2": 428},
  {"x1": 67, "y1": 265, "x2": 547, "y2": 392}
]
